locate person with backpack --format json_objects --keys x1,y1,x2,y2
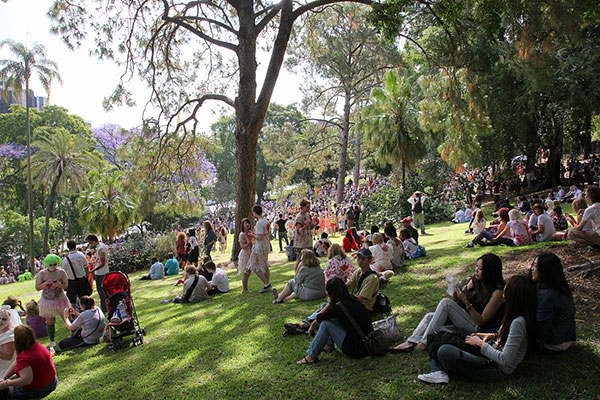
[
  {"x1": 61, "y1": 240, "x2": 90, "y2": 306},
  {"x1": 408, "y1": 191, "x2": 427, "y2": 235},
  {"x1": 161, "y1": 266, "x2": 209, "y2": 304}
]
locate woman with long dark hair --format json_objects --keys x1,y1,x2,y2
[
  {"x1": 391, "y1": 253, "x2": 505, "y2": 353},
  {"x1": 418, "y1": 275, "x2": 537, "y2": 384},
  {"x1": 296, "y1": 277, "x2": 373, "y2": 364},
  {"x1": 530, "y1": 252, "x2": 576, "y2": 352},
  {"x1": 203, "y1": 221, "x2": 218, "y2": 259}
]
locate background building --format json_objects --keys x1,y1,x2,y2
[{"x1": 0, "y1": 80, "x2": 47, "y2": 114}]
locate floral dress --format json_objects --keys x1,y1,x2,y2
[
  {"x1": 324, "y1": 256, "x2": 355, "y2": 283},
  {"x1": 248, "y1": 218, "x2": 270, "y2": 273}
]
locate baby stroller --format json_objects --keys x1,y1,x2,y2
[{"x1": 103, "y1": 271, "x2": 146, "y2": 352}]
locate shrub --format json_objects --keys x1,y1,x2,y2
[
  {"x1": 360, "y1": 157, "x2": 454, "y2": 228},
  {"x1": 108, "y1": 232, "x2": 177, "y2": 274}
]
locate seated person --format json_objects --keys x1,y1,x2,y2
[
  {"x1": 205, "y1": 261, "x2": 229, "y2": 295},
  {"x1": 391, "y1": 253, "x2": 505, "y2": 353},
  {"x1": 342, "y1": 230, "x2": 358, "y2": 253},
  {"x1": 383, "y1": 223, "x2": 404, "y2": 269},
  {"x1": 282, "y1": 248, "x2": 379, "y2": 336},
  {"x1": 0, "y1": 325, "x2": 57, "y2": 398},
  {"x1": 552, "y1": 206, "x2": 568, "y2": 231},
  {"x1": 1, "y1": 297, "x2": 24, "y2": 328},
  {"x1": 400, "y1": 228, "x2": 425, "y2": 259},
  {"x1": 25, "y1": 301, "x2": 46, "y2": 339},
  {"x1": 530, "y1": 252, "x2": 576, "y2": 352},
  {"x1": 324, "y1": 244, "x2": 355, "y2": 283},
  {"x1": 140, "y1": 257, "x2": 165, "y2": 280},
  {"x1": 59, "y1": 296, "x2": 106, "y2": 350},
  {"x1": 530, "y1": 204, "x2": 556, "y2": 242},
  {"x1": 313, "y1": 233, "x2": 332, "y2": 258},
  {"x1": 273, "y1": 250, "x2": 326, "y2": 304},
  {"x1": 164, "y1": 254, "x2": 180, "y2": 276},
  {"x1": 162, "y1": 266, "x2": 209, "y2": 304},
  {"x1": 369, "y1": 233, "x2": 394, "y2": 278},
  {"x1": 566, "y1": 185, "x2": 600, "y2": 246},
  {"x1": 465, "y1": 208, "x2": 509, "y2": 247},
  {"x1": 485, "y1": 209, "x2": 531, "y2": 247},
  {"x1": 296, "y1": 278, "x2": 374, "y2": 364},
  {"x1": 452, "y1": 207, "x2": 467, "y2": 223}
]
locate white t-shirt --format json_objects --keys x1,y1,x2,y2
[
  {"x1": 0, "y1": 306, "x2": 22, "y2": 329},
  {"x1": 582, "y1": 203, "x2": 600, "y2": 235},
  {"x1": 209, "y1": 268, "x2": 229, "y2": 292},
  {"x1": 94, "y1": 243, "x2": 110, "y2": 276},
  {"x1": 536, "y1": 213, "x2": 556, "y2": 242},
  {"x1": 61, "y1": 251, "x2": 89, "y2": 280},
  {"x1": 402, "y1": 237, "x2": 419, "y2": 258},
  {"x1": 73, "y1": 306, "x2": 106, "y2": 344}
]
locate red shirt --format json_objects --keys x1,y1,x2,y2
[
  {"x1": 342, "y1": 236, "x2": 358, "y2": 253},
  {"x1": 15, "y1": 342, "x2": 56, "y2": 390}
]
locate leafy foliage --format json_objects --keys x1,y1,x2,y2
[
  {"x1": 360, "y1": 157, "x2": 454, "y2": 227},
  {"x1": 108, "y1": 232, "x2": 177, "y2": 273}
]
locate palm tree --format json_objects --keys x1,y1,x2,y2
[
  {"x1": 78, "y1": 171, "x2": 140, "y2": 243},
  {"x1": 0, "y1": 40, "x2": 62, "y2": 272},
  {"x1": 31, "y1": 128, "x2": 99, "y2": 255},
  {"x1": 360, "y1": 70, "x2": 427, "y2": 187}
]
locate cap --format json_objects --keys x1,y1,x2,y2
[
  {"x1": 402, "y1": 217, "x2": 412, "y2": 223},
  {"x1": 356, "y1": 248, "x2": 372, "y2": 258}
]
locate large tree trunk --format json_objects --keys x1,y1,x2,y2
[
  {"x1": 582, "y1": 114, "x2": 592, "y2": 159},
  {"x1": 354, "y1": 130, "x2": 361, "y2": 186},
  {"x1": 336, "y1": 90, "x2": 351, "y2": 205},
  {"x1": 543, "y1": 117, "x2": 563, "y2": 188},
  {"x1": 43, "y1": 173, "x2": 61, "y2": 256}
]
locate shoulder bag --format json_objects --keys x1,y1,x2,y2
[{"x1": 337, "y1": 301, "x2": 388, "y2": 357}]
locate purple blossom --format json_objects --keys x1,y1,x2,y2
[{"x1": 0, "y1": 143, "x2": 27, "y2": 160}]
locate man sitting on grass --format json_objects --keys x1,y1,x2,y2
[
  {"x1": 161, "y1": 266, "x2": 209, "y2": 304},
  {"x1": 205, "y1": 261, "x2": 229, "y2": 295},
  {"x1": 140, "y1": 257, "x2": 165, "y2": 280},
  {"x1": 164, "y1": 254, "x2": 180, "y2": 276},
  {"x1": 567, "y1": 185, "x2": 600, "y2": 247}
]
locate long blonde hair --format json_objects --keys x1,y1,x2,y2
[
  {"x1": 300, "y1": 249, "x2": 320, "y2": 268},
  {"x1": 327, "y1": 243, "x2": 346, "y2": 259}
]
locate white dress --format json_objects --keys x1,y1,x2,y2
[
  {"x1": 237, "y1": 232, "x2": 251, "y2": 276},
  {"x1": 0, "y1": 330, "x2": 15, "y2": 377},
  {"x1": 369, "y1": 243, "x2": 393, "y2": 272},
  {"x1": 248, "y1": 218, "x2": 270, "y2": 273}
]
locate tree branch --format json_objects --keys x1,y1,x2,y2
[{"x1": 292, "y1": 0, "x2": 373, "y2": 21}]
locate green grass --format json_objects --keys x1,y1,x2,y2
[{"x1": 3, "y1": 220, "x2": 599, "y2": 399}]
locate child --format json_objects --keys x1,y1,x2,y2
[
  {"x1": 26, "y1": 300, "x2": 47, "y2": 339},
  {"x1": 400, "y1": 228, "x2": 426, "y2": 259}
]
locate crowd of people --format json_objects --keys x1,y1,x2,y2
[{"x1": 0, "y1": 174, "x2": 591, "y2": 395}]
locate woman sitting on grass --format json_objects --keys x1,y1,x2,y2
[
  {"x1": 530, "y1": 252, "x2": 576, "y2": 352},
  {"x1": 471, "y1": 210, "x2": 487, "y2": 235},
  {"x1": 391, "y1": 253, "x2": 505, "y2": 353},
  {"x1": 465, "y1": 207, "x2": 509, "y2": 247},
  {"x1": 0, "y1": 325, "x2": 57, "y2": 398},
  {"x1": 273, "y1": 250, "x2": 326, "y2": 304},
  {"x1": 485, "y1": 209, "x2": 531, "y2": 247},
  {"x1": 342, "y1": 229, "x2": 358, "y2": 253},
  {"x1": 564, "y1": 198, "x2": 590, "y2": 233},
  {"x1": 417, "y1": 275, "x2": 536, "y2": 384},
  {"x1": 296, "y1": 278, "x2": 373, "y2": 364},
  {"x1": 324, "y1": 244, "x2": 355, "y2": 283},
  {"x1": 369, "y1": 233, "x2": 394, "y2": 278}
]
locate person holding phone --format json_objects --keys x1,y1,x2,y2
[
  {"x1": 59, "y1": 296, "x2": 106, "y2": 351},
  {"x1": 35, "y1": 255, "x2": 69, "y2": 351}
]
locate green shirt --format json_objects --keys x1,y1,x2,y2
[{"x1": 346, "y1": 269, "x2": 379, "y2": 311}]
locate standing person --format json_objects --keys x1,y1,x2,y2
[
  {"x1": 408, "y1": 191, "x2": 427, "y2": 234},
  {"x1": 294, "y1": 199, "x2": 313, "y2": 272},
  {"x1": 218, "y1": 225, "x2": 228, "y2": 253},
  {"x1": 275, "y1": 214, "x2": 289, "y2": 252},
  {"x1": 85, "y1": 234, "x2": 109, "y2": 314},
  {"x1": 203, "y1": 221, "x2": 218, "y2": 260},
  {"x1": 238, "y1": 218, "x2": 254, "y2": 293},
  {"x1": 175, "y1": 232, "x2": 187, "y2": 267},
  {"x1": 247, "y1": 205, "x2": 272, "y2": 294},
  {"x1": 186, "y1": 229, "x2": 200, "y2": 267},
  {"x1": 61, "y1": 240, "x2": 90, "y2": 306},
  {"x1": 35, "y1": 254, "x2": 70, "y2": 351},
  {"x1": 0, "y1": 325, "x2": 57, "y2": 399}
]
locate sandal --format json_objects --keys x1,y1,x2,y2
[
  {"x1": 296, "y1": 356, "x2": 319, "y2": 365},
  {"x1": 272, "y1": 299, "x2": 284, "y2": 304}
]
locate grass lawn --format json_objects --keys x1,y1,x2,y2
[{"x1": 2, "y1": 219, "x2": 599, "y2": 399}]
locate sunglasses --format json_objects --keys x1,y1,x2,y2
[
  {"x1": 0, "y1": 318, "x2": 7, "y2": 321},
  {"x1": 49, "y1": 263, "x2": 57, "y2": 267}
]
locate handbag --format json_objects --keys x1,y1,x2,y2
[
  {"x1": 426, "y1": 325, "x2": 481, "y2": 361},
  {"x1": 66, "y1": 256, "x2": 93, "y2": 296},
  {"x1": 337, "y1": 302, "x2": 388, "y2": 357},
  {"x1": 372, "y1": 314, "x2": 401, "y2": 342}
]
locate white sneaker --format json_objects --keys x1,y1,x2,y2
[
  {"x1": 258, "y1": 284, "x2": 272, "y2": 293},
  {"x1": 417, "y1": 371, "x2": 449, "y2": 384},
  {"x1": 49, "y1": 341, "x2": 56, "y2": 348}
]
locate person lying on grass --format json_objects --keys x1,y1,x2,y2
[
  {"x1": 529, "y1": 252, "x2": 576, "y2": 353},
  {"x1": 391, "y1": 253, "x2": 505, "y2": 353},
  {"x1": 417, "y1": 275, "x2": 536, "y2": 384},
  {"x1": 273, "y1": 250, "x2": 326, "y2": 304},
  {"x1": 282, "y1": 248, "x2": 379, "y2": 337},
  {"x1": 296, "y1": 278, "x2": 373, "y2": 365}
]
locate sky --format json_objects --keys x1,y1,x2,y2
[{"x1": 0, "y1": 0, "x2": 303, "y2": 131}]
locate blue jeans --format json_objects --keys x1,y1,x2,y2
[
  {"x1": 307, "y1": 319, "x2": 347, "y2": 359},
  {"x1": 12, "y1": 376, "x2": 57, "y2": 399},
  {"x1": 432, "y1": 344, "x2": 508, "y2": 382},
  {"x1": 303, "y1": 303, "x2": 327, "y2": 326}
]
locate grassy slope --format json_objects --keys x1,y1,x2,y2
[{"x1": 2, "y1": 220, "x2": 599, "y2": 399}]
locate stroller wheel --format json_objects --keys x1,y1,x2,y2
[
  {"x1": 141, "y1": 328, "x2": 146, "y2": 336},
  {"x1": 108, "y1": 344, "x2": 116, "y2": 353}
]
